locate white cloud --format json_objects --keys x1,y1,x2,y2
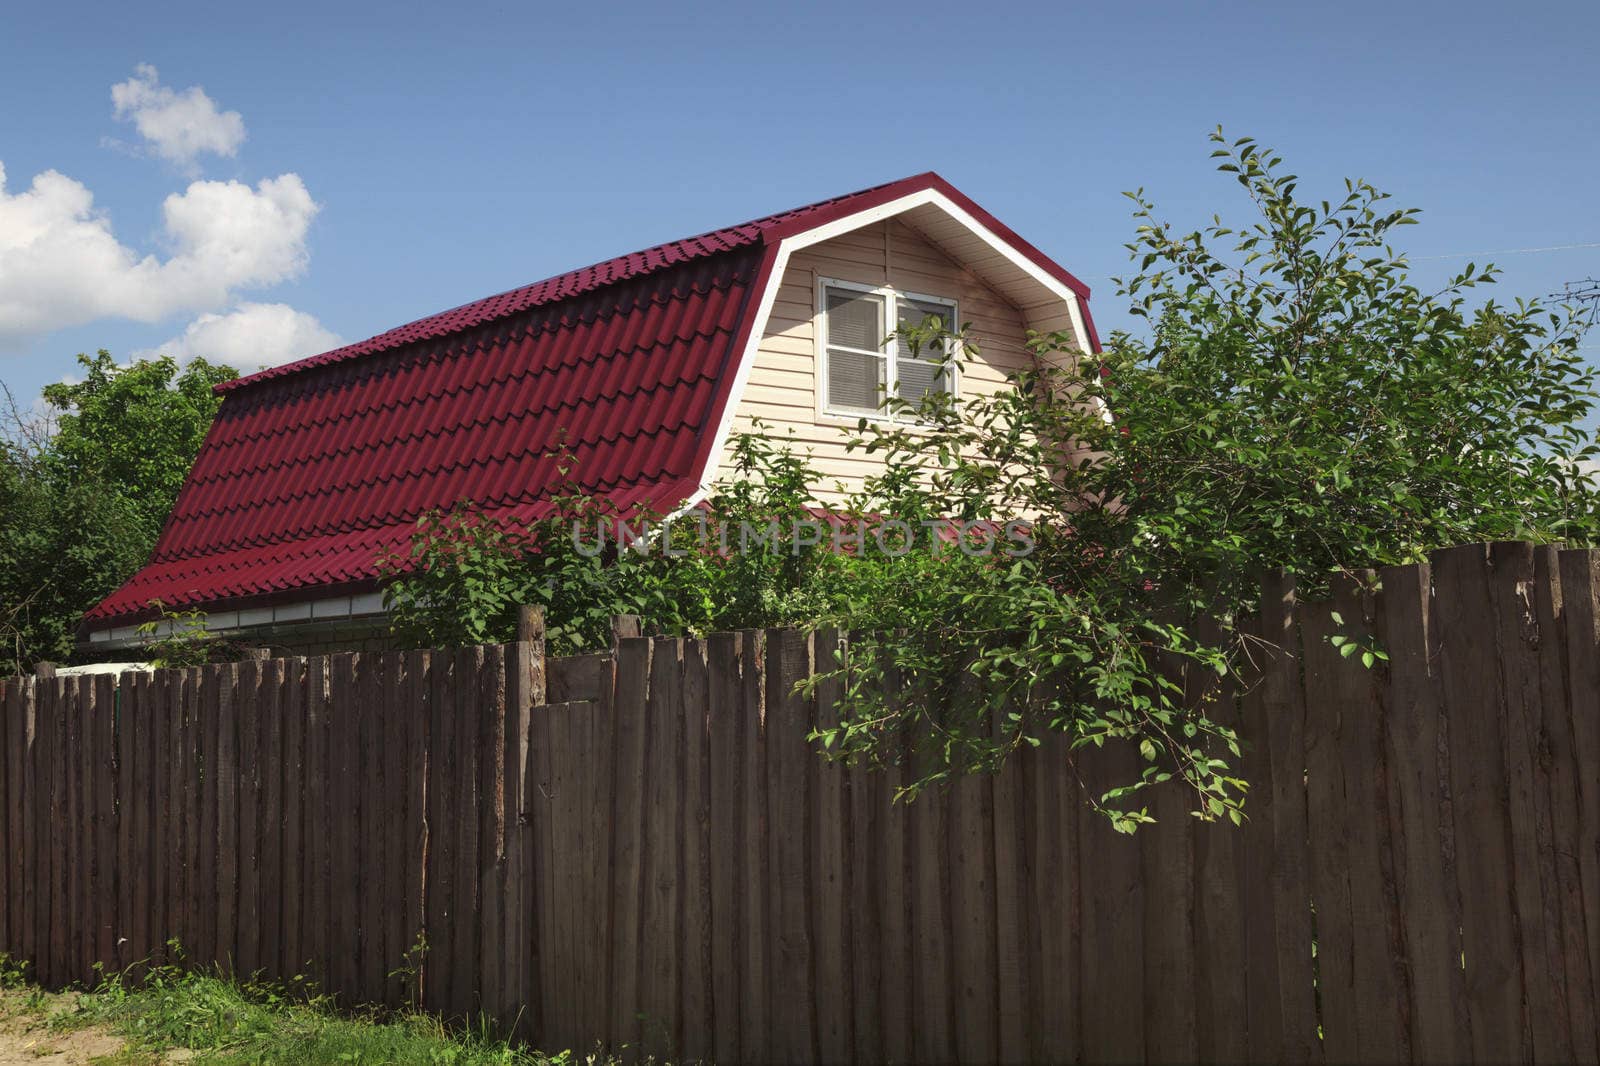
[
  {"x1": 0, "y1": 162, "x2": 319, "y2": 348},
  {"x1": 111, "y1": 64, "x2": 245, "y2": 171},
  {"x1": 146, "y1": 302, "x2": 342, "y2": 369}
]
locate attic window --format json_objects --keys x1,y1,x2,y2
[{"x1": 819, "y1": 279, "x2": 956, "y2": 418}]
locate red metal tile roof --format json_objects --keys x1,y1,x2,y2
[{"x1": 86, "y1": 173, "x2": 1096, "y2": 627}]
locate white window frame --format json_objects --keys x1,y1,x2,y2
[{"x1": 816, "y1": 276, "x2": 959, "y2": 423}]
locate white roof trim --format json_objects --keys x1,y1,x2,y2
[{"x1": 693, "y1": 189, "x2": 1095, "y2": 495}]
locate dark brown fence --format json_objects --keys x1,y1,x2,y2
[{"x1": 1, "y1": 541, "x2": 1598, "y2": 1064}]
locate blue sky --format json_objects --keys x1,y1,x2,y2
[{"x1": 2, "y1": 0, "x2": 1597, "y2": 409}]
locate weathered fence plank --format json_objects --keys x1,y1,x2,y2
[
  {"x1": 1435, "y1": 544, "x2": 1527, "y2": 1064},
  {"x1": 1533, "y1": 546, "x2": 1599, "y2": 1060},
  {"x1": 1378, "y1": 560, "x2": 1469, "y2": 1064},
  {"x1": 1559, "y1": 548, "x2": 1600, "y2": 1066},
  {"x1": 236, "y1": 659, "x2": 261, "y2": 979},
  {"x1": 606, "y1": 635, "x2": 650, "y2": 1052},
  {"x1": 679, "y1": 638, "x2": 714, "y2": 1066},
  {"x1": 1077, "y1": 737, "x2": 1145, "y2": 1066},
  {"x1": 1486, "y1": 542, "x2": 1572, "y2": 1063},
  {"x1": 706, "y1": 632, "x2": 744, "y2": 1066}
]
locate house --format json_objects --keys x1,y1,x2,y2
[{"x1": 81, "y1": 174, "x2": 1099, "y2": 652}]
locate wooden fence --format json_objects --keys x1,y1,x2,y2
[{"x1": 1, "y1": 541, "x2": 1598, "y2": 1064}]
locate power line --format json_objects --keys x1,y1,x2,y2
[{"x1": 1407, "y1": 241, "x2": 1600, "y2": 261}]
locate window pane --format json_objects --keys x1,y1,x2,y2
[
  {"x1": 897, "y1": 297, "x2": 954, "y2": 334},
  {"x1": 897, "y1": 357, "x2": 948, "y2": 404},
  {"x1": 826, "y1": 288, "x2": 884, "y2": 351},
  {"x1": 828, "y1": 348, "x2": 886, "y2": 412},
  {"x1": 896, "y1": 296, "x2": 955, "y2": 403}
]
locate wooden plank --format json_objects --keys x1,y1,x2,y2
[
  {"x1": 47, "y1": 678, "x2": 68, "y2": 985},
  {"x1": 1300, "y1": 595, "x2": 1361, "y2": 1062},
  {"x1": 877, "y1": 688, "x2": 915, "y2": 1065},
  {"x1": 1332, "y1": 575, "x2": 1409, "y2": 1062},
  {"x1": 1076, "y1": 738, "x2": 1144, "y2": 1066},
  {"x1": 3, "y1": 681, "x2": 25, "y2": 960},
  {"x1": 577, "y1": 664, "x2": 612, "y2": 1048},
  {"x1": 30, "y1": 677, "x2": 48, "y2": 982},
  {"x1": 452, "y1": 645, "x2": 484, "y2": 1019},
  {"x1": 1376, "y1": 561, "x2": 1468, "y2": 1064},
  {"x1": 3, "y1": 679, "x2": 26, "y2": 965},
  {"x1": 540, "y1": 693, "x2": 574, "y2": 1050},
  {"x1": 679, "y1": 638, "x2": 714, "y2": 1064},
  {"x1": 606, "y1": 635, "x2": 651, "y2": 1052},
  {"x1": 1548, "y1": 547, "x2": 1600, "y2": 1056},
  {"x1": 280, "y1": 660, "x2": 306, "y2": 978},
  {"x1": 705, "y1": 633, "x2": 743, "y2": 1065},
  {"x1": 67, "y1": 677, "x2": 87, "y2": 984},
  {"x1": 115, "y1": 674, "x2": 137, "y2": 972},
  {"x1": 949, "y1": 762, "x2": 998, "y2": 1064},
  {"x1": 30, "y1": 677, "x2": 50, "y2": 982},
  {"x1": 504, "y1": 633, "x2": 539, "y2": 1038},
  {"x1": 170, "y1": 671, "x2": 192, "y2": 966},
  {"x1": 158, "y1": 673, "x2": 176, "y2": 966},
  {"x1": 379, "y1": 653, "x2": 408, "y2": 1008},
  {"x1": 74, "y1": 672, "x2": 94, "y2": 979},
  {"x1": 638, "y1": 637, "x2": 684, "y2": 1059},
  {"x1": 215, "y1": 663, "x2": 241, "y2": 976},
  {"x1": 68, "y1": 678, "x2": 88, "y2": 983},
  {"x1": 1193, "y1": 684, "x2": 1248, "y2": 1066},
  {"x1": 476, "y1": 645, "x2": 507, "y2": 1025},
  {"x1": 1256, "y1": 573, "x2": 1322, "y2": 1063},
  {"x1": 1562, "y1": 549, "x2": 1600, "y2": 1027},
  {"x1": 845, "y1": 697, "x2": 884, "y2": 1066},
  {"x1": 192, "y1": 667, "x2": 219, "y2": 970},
  {"x1": 257, "y1": 659, "x2": 284, "y2": 985},
  {"x1": 359, "y1": 652, "x2": 388, "y2": 1004},
  {"x1": 136, "y1": 674, "x2": 159, "y2": 968},
  {"x1": 1142, "y1": 780, "x2": 1198, "y2": 1065},
  {"x1": 1025, "y1": 729, "x2": 1077, "y2": 1065},
  {"x1": 808, "y1": 629, "x2": 853, "y2": 1066},
  {"x1": 305, "y1": 657, "x2": 331, "y2": 983},
  {"x1": 1532, "y1": 547, "x2": 1599, "y2": 1060},
  {"x1": 423, "y1": 647, "x2": 457, "y2": 1015},
  {"x1": 990, "y1": 717, "x2": 1029, "y2": 1066},
  {"x1": 526, "y1": 650, "x2": 554, "y2": 1045},
  {"x1": 765, "y1": 630, "x2": 816, "y2": 1064},
  {"x1": 236, "y1": 660, "x2": 261, "y2": 978},
  {"x1": 543, "y1": 697, "x2": 601, "y2": 1050},
  {"x1": 736, "y1": 631, "x2": 771, "y2": 1065},
  {"x1": 326, "y1": 653, "x2": 359, "y2": 1000},
  {"x1": 0, "y1": 680, "x2": 9, "y2": 956},
  {"x1": 1433, "y1": 543, "x2": 1526, "y2": 1063},
  {"x1": 401, "y1": 650, "x2": 430, "y2": 1009},
  {"x1": 1485, "y1": 543, "x2": 1572, "y2": 1063},
  {"x1": 93, "y1": 674, "x2": 117, "y2": 977}
]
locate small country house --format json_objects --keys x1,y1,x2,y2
[{"x1": 82, "y1": 174, "x2": 1099, "y2": 652}]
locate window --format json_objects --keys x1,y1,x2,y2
[{"x1": 820, "y1": 280, "x2": 957, "y2": 418}]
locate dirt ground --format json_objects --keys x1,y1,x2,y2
[{"x1": 0, "y1": 989, "x2": 136, "y2": 1065}]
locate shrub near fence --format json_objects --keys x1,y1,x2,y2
[{"x1": 1, "y1": 542, "x2": 1598, "y2": 1064}]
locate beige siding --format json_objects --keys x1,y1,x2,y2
[{"x1": 712, "y1": 218, "x2": 1081, "y2": 501}]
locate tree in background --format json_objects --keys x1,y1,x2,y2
[{"x1": 0, "y1": 351, "x2": 236, "y2": 673}]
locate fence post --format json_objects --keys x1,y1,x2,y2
[
  {"x1": 507, "y1": 606, "x2": 545, "y2": 1039},
  {"x1": 518, "y1": 606, "x2": 547, "y2": 708}
]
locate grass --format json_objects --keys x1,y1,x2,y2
[{"x1": 1, "y1": 952, "x2": 624, "y2": 1065}]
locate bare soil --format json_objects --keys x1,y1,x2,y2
[{"x1": 0, "y1": 989, "x2": 138, "y2": 1065}]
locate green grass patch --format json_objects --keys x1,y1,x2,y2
[{"x1": 21, "y1": 952, "x2": 620, "y2": 1066}]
